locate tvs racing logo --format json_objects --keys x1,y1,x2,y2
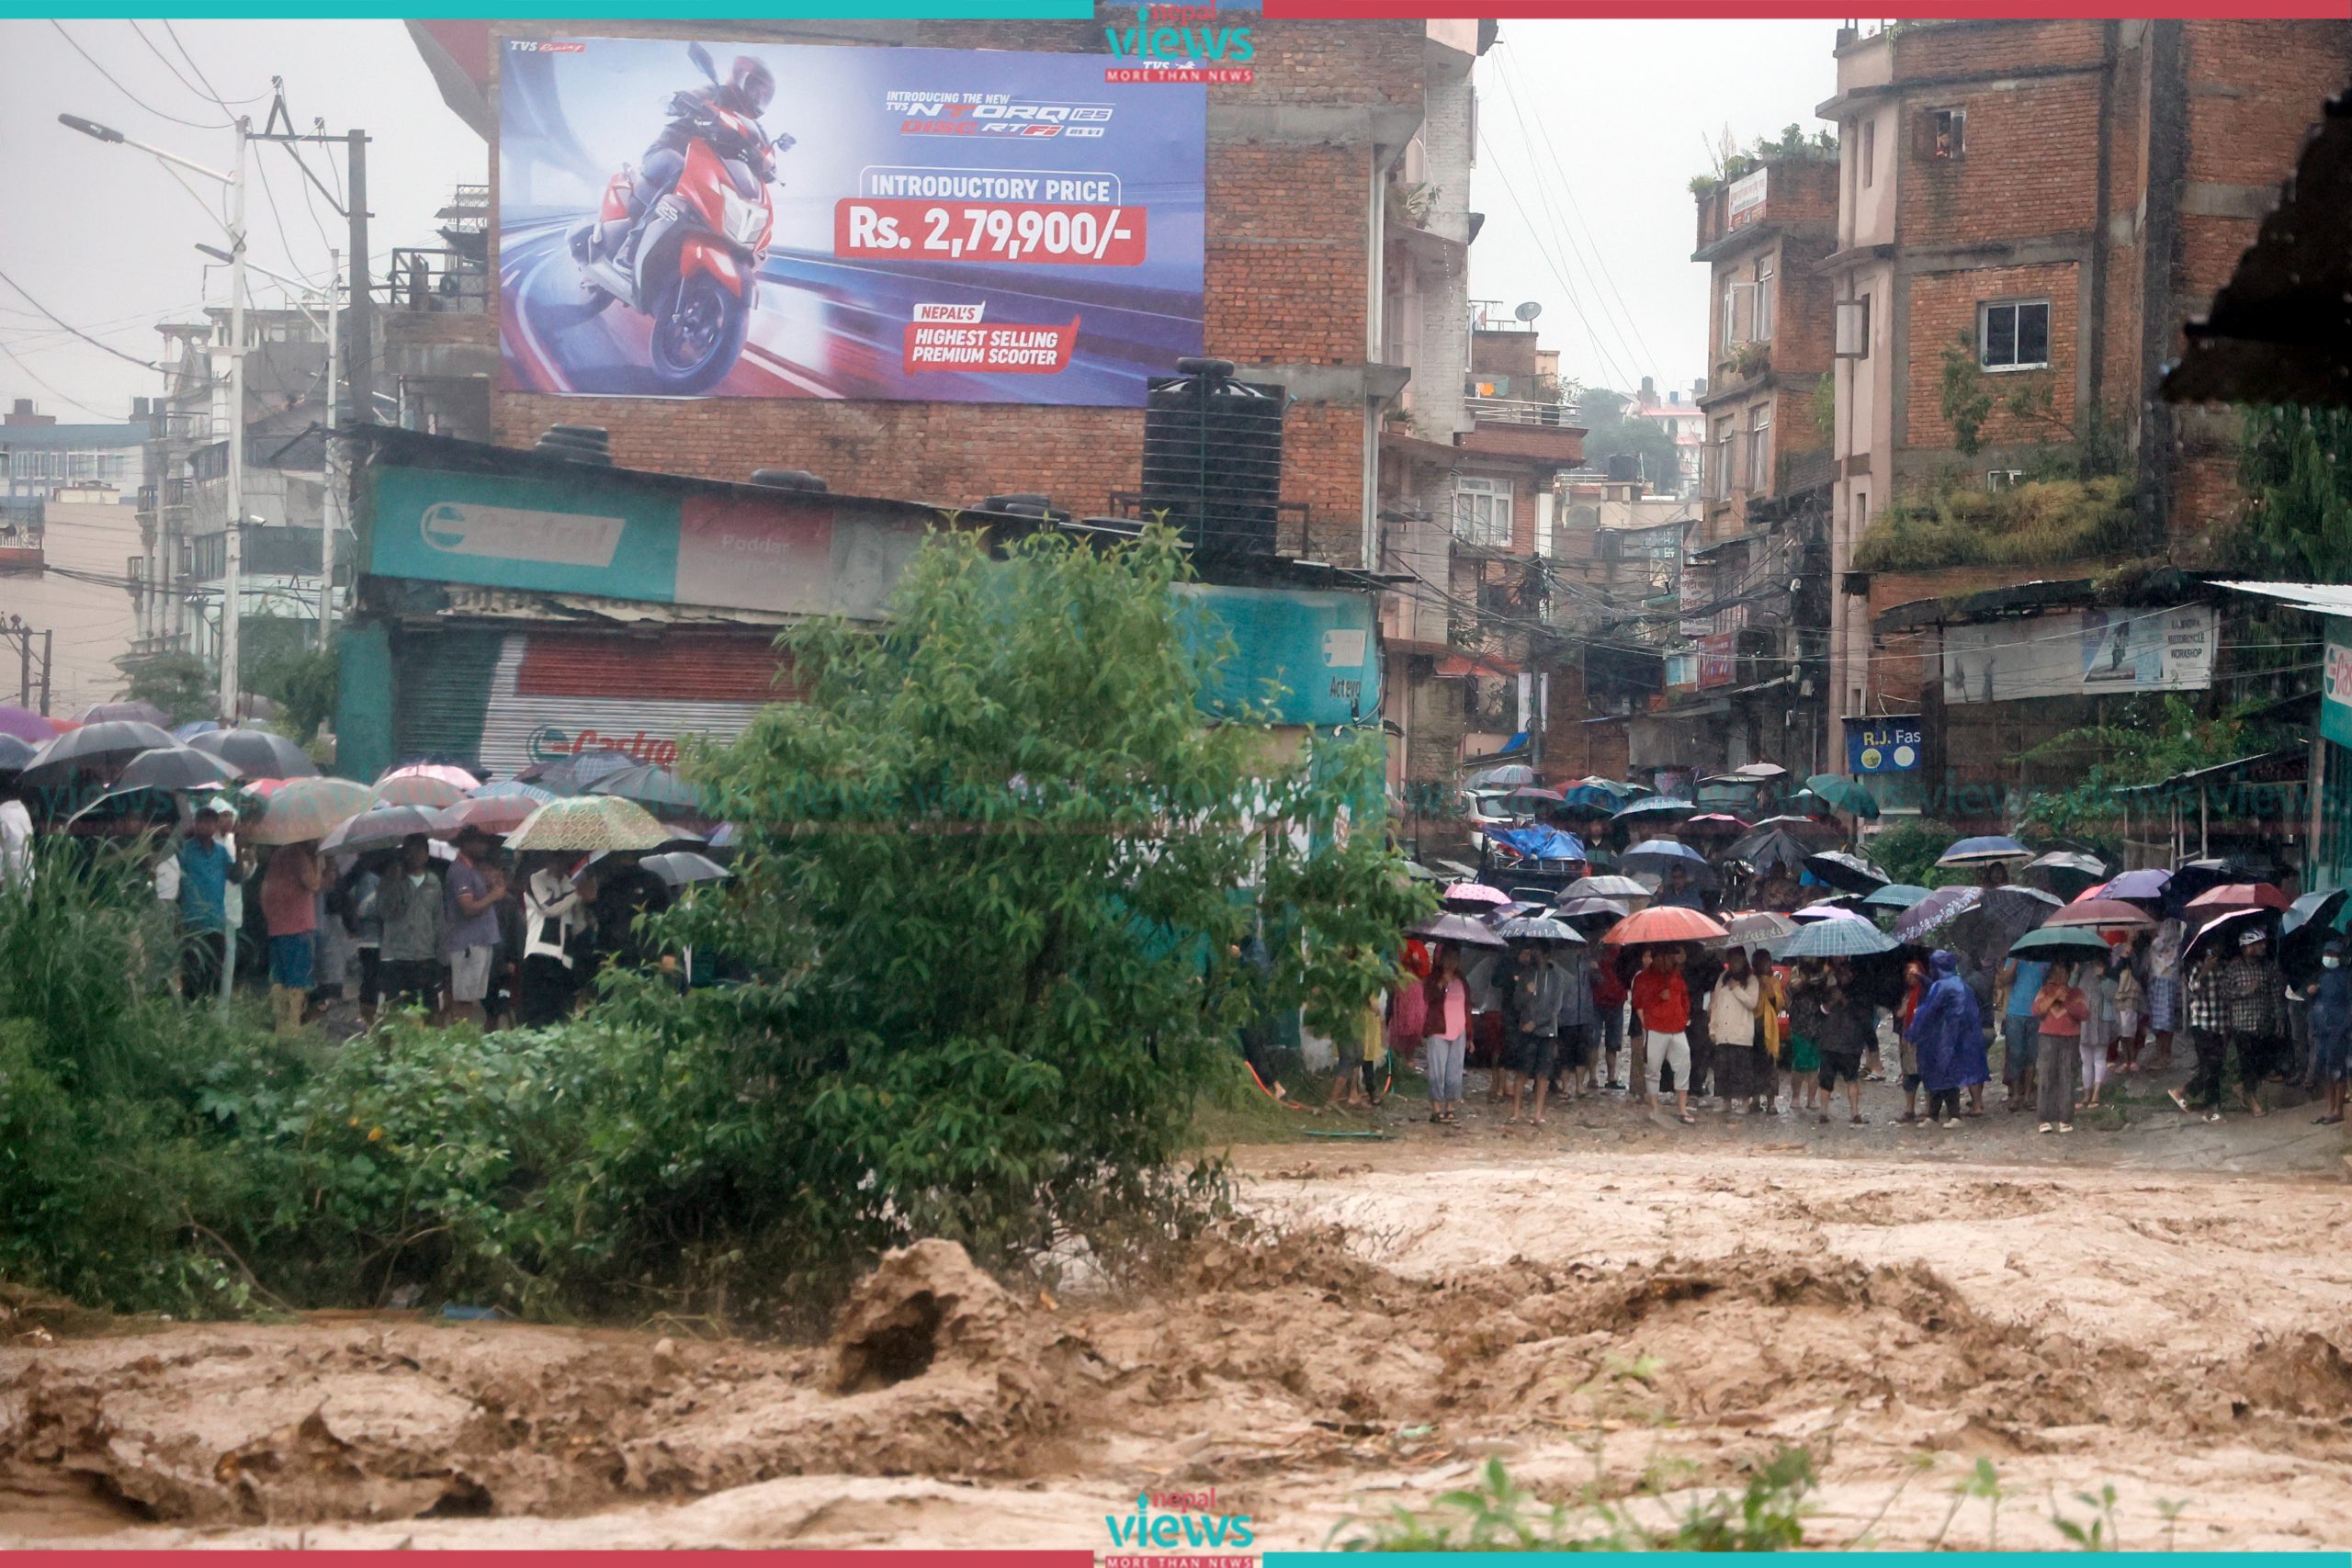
[
  {"x1": 1104, "y1": 2, "x2": 1256, "y2": 83},
  {"x1": 1104, "y1": 1488, "x2": 1255, "y2": 1568}
]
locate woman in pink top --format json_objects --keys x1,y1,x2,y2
[
  {"x1": 1422, "y1": 945, "x2": 1470, "y2": 1124},
  {"x1": 259, "y1": 840, "x2": 322, "y2": 1036}
]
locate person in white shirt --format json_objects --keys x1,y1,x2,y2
[
  {"x1": 520, "y1": 854, "x2": 597, "y2": 1026},
  {"x1": 0, "y1": 781, "x2": 32, "y2": 888}
]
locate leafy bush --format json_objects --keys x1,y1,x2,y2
[
  {"x1": 1336, "y1": 1450, "x2": 1815, "y2": 1551},
  {"x1": 1862, "y1": 818, "x2": 1966, "y2": 888},
  {"x1": 1851, "y1": 476, "x2": 2135, "y2": 572}
]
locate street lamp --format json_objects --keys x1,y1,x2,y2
[
  {"x1": 62, "y1": 110, "x2": 248, "y2": 724},
  {"x1": 198, "y1": 241, "x2": 342, "y2": 651}
]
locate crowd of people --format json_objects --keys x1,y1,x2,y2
[{"x1": 155, "y1": 802, "x2": 675, "y2": 1034}]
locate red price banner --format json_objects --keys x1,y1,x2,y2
[{"x1": 837, "y1": 200, "x2": 1148, "y2": 265}]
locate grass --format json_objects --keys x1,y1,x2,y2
[
  {"x1": 1851, "y1": 476, "x2": 2136, "y2": 573},
  {"x1": 1192, "y1": 1050, "x2": 1428, "y2": 1147}
]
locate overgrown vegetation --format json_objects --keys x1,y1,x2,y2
[
  {"x1": 1850, "y1": 475, "x2": 2136, "y2": 572},
  {"x1": 2012, "y1": 693, "x2": 2297, "y2": 840},
  {"x1": 1574, "y1": 387, "x2": 1684, "y2": 493},
  {"x1": 120, "y1": 652, "x2": 212, "y2": 725},
  {"x1": 1338, "y1": 1450, "x2": 1816, "y2": 1552},
  {"x1": 2, "y1": 526, "x2": 1429, "y2": 1325},
  {"x1": 1689, "y1": 122, "x2": 1838, "y2": 194},
  {"x1": 1862, "y1": 818, "x2": 1969, "y2": 888},
  {"x1": 2231, "y1": 404, "x2": 2352, "y2": 581}
]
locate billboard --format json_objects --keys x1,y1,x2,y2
[
  {"x1": 1939, "y1": 605, "x2": 2217, "y2": 705},
  {"x1": 1848, "y1": 716, "x2": 1920, "y2": 775},
  {"x1": 496, "y1": 36, "x2": 1206, "y2": 405}
]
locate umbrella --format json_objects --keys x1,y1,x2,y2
[
  {"x1": 20, "y1": 719, "x2": 178, "y2": 783},
  {"x1": 1936, "y1": 834, "x2": 2033, "y2": 867},
  {"x1": 471, "y1": 780, "x2": 558, "y2": 804},
  {"x1": 1780, "y1": 789, "x2": 1836, "y2": 817},
  {"x1": 505, "y1": 794, "x2": 673, "y2": 853},
  {"x1": 1409, "y1": 911, "x2": 1508, "y2": 950},
  {"x1": 1503, "y1": 785, "x2": 1566, "y2": 806},
  {"x1": 1780, "y1": 919, "x2": 1899, "y2": 959},
  {"x1": 1804, "y1": 851, "x2": 1890, "y2": 894},
  {"x1": 249, "y1": 777, "x2": 373, "y2": 845},
  {"x1": 2009, "y1": 925, "x2": 2117, "y2": 959},
  {"x1": 1557, "y1": 784, "x2": 1624, "y2": 817},
  {"x1": 1555, "y1": 895, "x2": 1631, "y2": 922},
  {"x1": 587, "y1": 762, "x2": 704, "y2": 813},
  {"x1": 77, "y1": 700, "x2": 170, "y2": 727},
  {"x1": 1750, "y1": 814, "x2": 1842, "y2": 840},
  {"x1": 434, "y1": 795, "x2": 543, "y2": 837},
  {"x1": 1734, "y1": 761, "x2": 1789, "y2": 779},
  {"x1": 380, "y1": 761, "x2": 481, "y2": 792},
  {"x1": 239, "y1": 777, "x2": 297, "y2": 798},
  {"x1": 1400, "y1": 860, "x2": 1442, "y2": 883},
  {"x1": 1612, "y1": 796, "x2": 1696, "y2": 823},
  {"x1": 171, "y1": 719, "x2": 220, "y2": 741},
  {"x1": 637, "y1": 850, "x2": 730, "y2": 888},
  {"x1": 521, "y1": 748, "x2": 640, "y2": 795},
  {"x1": 1862, "y1": 883, "x2": 1932, "y2": 910},
  {"x1": 1793, "y1": 902, "x2": 1871, "y2": 923},
  {"x1": 1565, "y1": 874, "x2": 1648, "y2": 900},
  {"x1": 1726, "y1": 829, "x2": 1813, "y2": 874},
  {"x1": 62, "y1": 784, "x2": 182, "y2": 829},
  {"x1": 0, "y1": 705, "x2": 59, "y2": 743},
  {"x1": 2184, "y1": 906, "x2": 2279, "y2": 966},
  {"x1": 372, "y1": 773, "x2": 469, "y2": 810},
  {"x1": 1601, "y1": 905, "x2": 1728, "y2": 945},
  {"x1": 1803, "y1": 773, "x2": 1881, "y2": 818},
  {"x1": 2092, "y1": 868, "x2": 2172, "y2": 905},
  {"x1": 707, "y1": 822, "x2": 740, "y2": 850},
  {"x1": 1679, "y1": 812, "x2": 1752, "y2": 838},
  {"x1": 1721, "y1": 910, "x2": 1798, "y2": 944},
  {"x1": 117, "y1": 745, "x2": 242, "y2": 793},
  {"x1": 1892, "y1": 885, "x2": 1984, "y2": 944},
  {"x1": 0, "y1": 734, "x2": 36, "y2": 772},
  {"x1": 1621, "y1": 838, "x2": 1710, "y2": 874},
  {"x1": 2185, "y1": 882, "x2": 2290, "y2": 917},
  {"x1": 2027, "y1": 850, "x2": 2107, "y2": 878},
  {"x1": 2045, "y1": 898, "x2": 2157, "y2": 931},
  {"x1": 322, "y1": 803, "x2": 444, "y2": 854},
  {"x1": 1497, "y1": 915, "x2": 1585, "y2": 945},
  {"x1": 1464, "y1": 763, "x2": 1537, "y2": 790},
  {"x1": 1442, "y1": 881, "x2": 1511, "y2": 909},
  {"x1": 189, "y1": 728, "x2": 319, "y2": 779},
  {"x1": 2281, "y1": 888, "x2": 2348, "y2": 980}
]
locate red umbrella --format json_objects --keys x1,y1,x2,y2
[
  {"x1": 2184, "y1": 883, "x2": 2290, "y2": 919},
  {"x1": 2045, "y1": 897, "x2": 2157, "y2": 930},
  {"x1": 1601, "y1": 905, "x2": 1730, "y2": 945}
]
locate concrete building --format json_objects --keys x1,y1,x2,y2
[
  {"x1": 1631, "y1": 377, "x2": 1705, "y2": 498},
  {"x1": 0, "y1": 497, "x2": 144, "y2": 716},
  {"x1": 1816, "y1": 18, "x2": 2352, "y2": 768},
  {"x1": 1, "y1": 399, "x2": 149, "y2": 508}
]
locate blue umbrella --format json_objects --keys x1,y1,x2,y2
[
  {"x1": 1777, "y1": 918, "x2": 1899, "y2": 959},
  {"x1": 172, "y1": 719, "x2": 221, "y2": 741},
  {"x1": 1936, "y1": 834, "x2": 2033, "y2": 867},
  {"x1": 1621, "y1": 838, "x2": 1709, "y2": 872}
]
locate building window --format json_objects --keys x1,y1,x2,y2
[
  {"x1": 1930, "y1": 107, "x2": 1964, "y2": 161},
  {"x1": 1861, "y1": 118, "x2": 1876, "y2": 187},
  {"x1": 1747, "y1": 404, "x2": 1773, "y2": 492},
  {"x1": 1980, "y1": 299, "x2": 2051, "y2": 370},
  {"x1": 1835, "y1": 295, "x2": 1871, "y2": 358},
  {"x1": 1706, "y1": 416, "x2": 1734, "y2": 502},
  {"x1": 1453, "y1": 474, "x2": 1512, "y2": 548},
  {"x1": 1986, "y1": 468, "x2": 2025, "y2": 491},
  {"x1": 1755, "y1": 264, "x2": 1776, "y2": 343},
  {"x1": 1722, "y1": 280, "x2": 1754, "y2": 347}
]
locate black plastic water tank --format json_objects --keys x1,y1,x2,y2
[{"x1": 1141, "y1": 363, "x2": 1286, "y2": 556}]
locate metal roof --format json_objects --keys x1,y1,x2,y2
[{"x1": 2217, "y1": 580, "x2": 2352, "y2": 618}]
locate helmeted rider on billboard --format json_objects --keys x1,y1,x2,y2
[{"x1": 619, "y1": 54, "x2": 794, "y2": 265}]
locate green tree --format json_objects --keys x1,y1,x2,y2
[
  {"x1": 1577, "y1": 388, "x2": 1686, "y2": 493},
  {"x1": 120, "y1": 652, "x2": 212, "y2": 724},
  {"x1": 557, "y1": 525, "x2": 1430, "y2": 1303},
  {"x1": 2234, "y1": 404, "x2": 2352, "y2": 580}
]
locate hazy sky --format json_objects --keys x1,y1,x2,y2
[{"x1": 0, "y1": 17, "x2": 1840, "y2": 420}]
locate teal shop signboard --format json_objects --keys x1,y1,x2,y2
[
  {"x1": 1182, "y1": 583, "x2": 1379, "y2": 728},
  {"x1": 2326, "y1": 617, "x2": 2352, "y2": 750},
  {"x1": 368, "y1": 465, "x2": 683, "y2": 599}
]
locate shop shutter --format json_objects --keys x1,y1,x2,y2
[{"x1": 392, "y1": 626, "x2": 506, "y2": 769}]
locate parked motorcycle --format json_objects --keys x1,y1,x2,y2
[{"x1": 569, "y1": 44, "x2": 777, "y2": 394}]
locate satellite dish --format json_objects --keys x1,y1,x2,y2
[{"x1": 1512, "y1": 301, "x2": 1543, "y2": 322}]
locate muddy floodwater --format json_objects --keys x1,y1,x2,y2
[{"x1": 7, "y1": 1107, "x2": 2352, "y2": 1551}]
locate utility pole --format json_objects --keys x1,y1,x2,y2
[
  {"x1": 38, "y1": 629, "x2": 51, "y2": 717},
  {"x1": 345, "y1": 129, "x2": 373, "y2": 425},
  {"x1": 321, "y1": 244, "x2": 340, "y2": 649},
  {"x1": 223, "y1": 114, "x2": 249, "y2": 725}
]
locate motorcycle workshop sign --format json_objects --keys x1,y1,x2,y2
[{"x1": 495, "y1": 36, "x2": 1206, "y2": 405}]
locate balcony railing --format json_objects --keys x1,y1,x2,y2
[
  {"x1": 1466, "y1": 396, "x2": 1572, "y2": 428},
  {"x1": 383, "y1": 246, "x2": 490, "y2": 314}
]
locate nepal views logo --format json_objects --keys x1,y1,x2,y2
[
  {"x1": 1104, "y1": 0, "x2": 1259, "y2": 82},
  {"x1": 1104, "y1": 1487, "x2": 1256, "y2": 1563}
]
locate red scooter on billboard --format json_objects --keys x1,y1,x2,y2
[{"x1": 569, "y1": 44, "x2": 790, "y2": 394}]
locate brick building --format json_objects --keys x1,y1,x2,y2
[
  {"x1": 411, "y1": 13, "x2": 1483, "y2": 575},
  {"x1": 1816, "y1": 19, "x2": 2352, "y2": 766}
]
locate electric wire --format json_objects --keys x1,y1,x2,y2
[{"x1": 47, "y1": 19, "x2": 225, "y2": 130}]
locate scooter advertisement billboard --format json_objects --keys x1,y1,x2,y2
[{"x1": 496, "y1": 36, "x2": 1207, "y2": 405}]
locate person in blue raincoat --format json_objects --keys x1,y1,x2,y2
[{"x1": 1905, "y1": 950, "x2": 1984, "y2": 1127}]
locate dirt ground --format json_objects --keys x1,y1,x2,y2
[{"x1": 6, "y1": 1063, "x2": 2352, "y2": 1552}]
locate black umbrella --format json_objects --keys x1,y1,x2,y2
[
  {"x1": 2281, "y1": 888, "x2": 2348, "y2": 983},
  {"x1": 2184, "y1": 905, "x2": 2280, "y2": 967},
  {"x1": 21, "y1": 719, "x2": 178, "y2": 784},
  {"x1": 1804, "y1": 850, "x2": 1891, "y2": 895},
  {"x1": 586, "y1": 762, "x2": 702, "y2": 813},
  {"x1": 188, "y1": 728, "x2": 320, "y2": 779},
  {"x1": 638, "y1": 850, "x2": 729, "y2": 887},
  {"x1": 1727, "y1": 828, "x2": 1812, "y2": 874},
  {"x1": 0, "y1": 733, "x2": 35, "y2": 772},
  {"x1": 117, "y1": 745, "x2": 243, "y2": 793}
]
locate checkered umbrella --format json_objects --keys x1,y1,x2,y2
[{"x1": 505, "y1": 794, "x2": 673, "y2": 852}]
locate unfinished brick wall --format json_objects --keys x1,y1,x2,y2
[
  {"x1": 1896, "y1": 75, "x2": 2105, "y2": 248},
  {"x1": 1903, "y1": 263, "x2": 2080, "y2": 451}
]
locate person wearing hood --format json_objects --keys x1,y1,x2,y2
[{"x1": 1905, "y1": 951, "x2": 1984, "y2": 1127}]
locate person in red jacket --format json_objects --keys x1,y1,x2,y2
[{"x1": 1630, "y1": 945, "x2": 1697, "y2": 1124}]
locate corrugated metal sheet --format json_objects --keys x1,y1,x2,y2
[
  {"x1": 393, "y1": 627, "x2": 503, "y2": 765},
  {"x1": 516, "y1": 629, "x2": 795, "y2": 703}
]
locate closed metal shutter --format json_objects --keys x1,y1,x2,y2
[{"x1": 392, "y1": 626, "x2": 504, "y2": 768}]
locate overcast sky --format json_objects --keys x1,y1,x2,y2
[{"x1": 0, "y1": 17, "x2": 1839, "y2": 422}]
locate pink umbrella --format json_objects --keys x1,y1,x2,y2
[
  {"x1": 371, "y1": 773, "x2": 468, "y2": 809},
  {"x1": 433, "y1": 795, "x2": 540, "y2": 837},
  {"x1": 240, "y1": 777, "x2": 296, "y2": 797},
  {"x1": 1442, "y1": 881, "x2": 1510, "y2": 909},
  {"x1": 1792, "y1": 903, "x2": 1871, "y2": 923},
  {"x1": 0, "y1": 705, "x2": 55, "y2": 743},
  {"x1": 2045, "y1": 897, "x2": 2156, "y2": 930},
  {"x1": 379, "y1": 762, "x2": 481, "y2": 791}
]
